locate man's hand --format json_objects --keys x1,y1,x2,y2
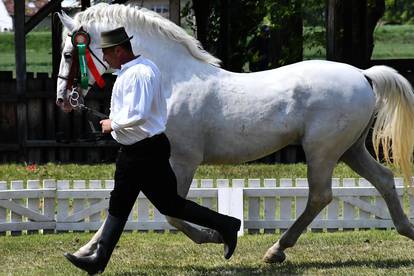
[{"x1": 100, "y1": 119, "x2": 113, "y2": 133}]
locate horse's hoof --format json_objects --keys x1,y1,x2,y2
[{"x1": 263, "y1": 248, "x2": 286, "y2": 263}]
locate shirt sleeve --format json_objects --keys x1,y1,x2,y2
[{"x1": 111, "y1": 69, "x2": 155, "y2": 131}]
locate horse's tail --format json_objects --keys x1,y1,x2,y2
[{"x1": 363, "y1": 65, "x2": 414, "y2": 187}]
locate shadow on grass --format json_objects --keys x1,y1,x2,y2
[{"x1": 108, "y1": 258, "x2": 414, "y2": 275}]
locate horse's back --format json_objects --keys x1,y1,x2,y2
[{"x1": 230, "y1": 60, "x2": 375, "y2": 128}]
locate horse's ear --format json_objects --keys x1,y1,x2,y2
[{"x1": 57, "y1": 11, "x2": 75, "y2": 31}]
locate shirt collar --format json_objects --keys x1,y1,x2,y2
[{"x1": 113, "y1": 55, "x2": 142, "y2": 76}]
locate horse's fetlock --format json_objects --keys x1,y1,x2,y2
[
  {"x1": 278, "y1": 239, "x2": 294, "y2": 250},
  {"x1": 396, "y1": 223, "x2": 413, "y2": 237}
]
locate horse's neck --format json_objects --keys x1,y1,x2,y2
[{"x1": 131, "y1": 32, "x2": 224, "y2": 85}]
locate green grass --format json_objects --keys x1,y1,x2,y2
[
  {"x1": 372, "y1": 25, "x2": 414, "y2": 59},
  {"x1": 0, "y1": 163, "x2": 367, "y2": 183},
  {"x1": 0, "y1": 31, "x2": 52, "y2": 73},
  {"x1": 0, "y1": 162, "x2": 407, "y2": 183},
  {"x1": 1, "y1": 230, "x2": 414, "y2": 275},
  {"x1": 302, "y1": 24, "x2": 414, "y2": 60}
]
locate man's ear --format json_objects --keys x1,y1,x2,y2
[
  {"x1": 114, "y1": 46, "x2": 126, "y2": 59},
  {"x1": 114, "y1": 45, "x2": 122, "y2": 55}
]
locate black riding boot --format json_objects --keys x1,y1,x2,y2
[
  {"x1": 64, "y1": 214, "x2": 127, "y2": 275},
  {"x1": 180, "y1": 200, "x2": 241, "y2": 259}
]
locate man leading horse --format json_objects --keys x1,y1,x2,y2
[{"x1": 63, "y1": 27, "x2": 241, "y2": 275}]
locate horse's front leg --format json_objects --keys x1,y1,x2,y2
[
  {"x1": 167, "y1": 158, "x2": 223, "y2": 244},
  {"x1": 263, "y1": 157, "x2": 336, "y2": 263}
]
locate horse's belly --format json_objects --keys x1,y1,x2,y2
[{"x1": 202, "y1": 122, "x2": 299, "y2": 164}]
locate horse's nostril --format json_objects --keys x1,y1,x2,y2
[{"x1": 57, "y1": 98, "x2": 64, "y2": 104}]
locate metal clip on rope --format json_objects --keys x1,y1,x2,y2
[{"x1": 69, "y1": 88, "x2": 80, "y2": 108}]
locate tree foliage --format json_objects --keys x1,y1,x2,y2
[
  {"x1": 383, "y1": 0, "x2": 414, "y2": 24},
  {"x1": 185, "y1": 0, "x2": 411, "y2": 72},
  {"x1": 187, "y1": 0, "x2": 303, "y2": 72}
]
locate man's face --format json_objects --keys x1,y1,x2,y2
[{"x1": 102, "y1": 46, "x2": 121, "y2": 69}]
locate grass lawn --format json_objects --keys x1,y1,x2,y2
[
  {"x1": 372, "y1": 25, "x2": 414, "y2": 59},
  {"x1": 303, "y1": 24, "x2": 414, "y2": 60},
  {"x1": 0, "y1": 31, "x2": 52, "y2": 73},
  {"x1": 0, "y1": 162, "x2": 373, "y2": 183},
  {"x1": 1, "y1": 230, "x2": 414, "y2": 275}
]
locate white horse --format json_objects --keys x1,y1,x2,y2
[{"x1": 56, "y1": 4, "x2": 414, "y2": 263}]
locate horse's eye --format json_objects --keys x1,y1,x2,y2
[{"x1": 64, "y1": 52, "x2": 72, "y2": 59}]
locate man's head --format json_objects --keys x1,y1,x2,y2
[{"x1": 100, "y1": 27, "x2": 135, "y2": 69}]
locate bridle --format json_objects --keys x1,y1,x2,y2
[{"x1": 57, "y1": 27, "x2": 108, "y2": 118}]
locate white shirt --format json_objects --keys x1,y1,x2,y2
[{"x1": 109, "y1": 56, "x2": 167, "y2": 145}]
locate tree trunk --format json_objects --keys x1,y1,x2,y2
[
  {"x1": 192, "y1": 0, "x2": 211, "y2": 49},
  {"x1": 268, "y1": 0, "x2": 303, "y2": 68},
  {"x1": 326, "y1": 0, "x2": 374, "y2": 68},
  {"x1": 217, "y1": 0, "x2": 230, "y2": 68},
  {"x1": 367, "y1": 0, "x2": 385, "y2": 59}
]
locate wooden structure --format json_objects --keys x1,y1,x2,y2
[
  {"x1": 2, "y1": 0, "x2": 180, "y2": 163},
  {"x1": 2, "y1": 0, "x2": 413, "y2": 164},
  {"x1": 0, "y1": 72, "x2": 118, "y2": 163},
  {"x1": 1, "y1": 177, "x2": 412, "y2": 234}
]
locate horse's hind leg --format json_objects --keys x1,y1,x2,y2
[
  {"x1": 263, "y1": 155, "x2": 336, "y2": 263},
  {"x1": 341, "y1": 143, "x2": 414, "y2": 239}
]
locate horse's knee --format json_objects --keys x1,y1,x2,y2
[
  {"x1": 309, "y1": 190, "x2": 332, "y2": 209},
  {"x1": 373, "y1": 168, "x2": 397, "y2": 196}
]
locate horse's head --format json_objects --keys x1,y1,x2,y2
[{"x1": 56, "y1": 11, "x2": 108, "y2": 112}]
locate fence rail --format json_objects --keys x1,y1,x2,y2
[{"x1": 1, "y1": 177, "x2": 412, "y2": 235}]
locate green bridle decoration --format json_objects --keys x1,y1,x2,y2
[
  {"x1": 77, "y1": 43, "x2": 89, "y2": 89},
  {"x1": 71, "y1": 28, "x2": 91, "y2": 90}
]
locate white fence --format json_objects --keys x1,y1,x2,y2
[{"x1": 0, "y1": 178, "x2": 413, "y2": 235}]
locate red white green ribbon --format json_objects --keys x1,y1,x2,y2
[{"x1": 86, "y1": 47, "x2": 105, "y2": 88}]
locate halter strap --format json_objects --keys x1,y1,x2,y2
[
  {"x1": 61, "y1": 27, "x2": 107, "y2": 91},
  {"x1": 58, "y1": 75, "x2": 94, "y2": 88}
]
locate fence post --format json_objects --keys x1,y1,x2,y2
[
  {"x1": 327, "y1": 178, "x2": 340, "y2": 232},
  {"x1": 43, "y1": 179, "x2": 56, "y2": 234},
  {"x1": 248, "y1": 179, "x2": 260, "y2": 234},
  {"x1": 0, "y1": 181, "x2": 6, "y2": 235},
  {"x1": 358, "y1": 178, "x2": 372, "y2": 231},
  {"x1": 279, "y1": 179, "x2": 293, "y2": 232},
  {"x1": 11, "y1": 180, "x2": 24, "y2": 235},
  {"x1": 264, "y1": 179, "x2": 276, "y2": 234},
  {"x1": 201, "y1": 179, "x2": 214, "y2": 209},
  {"x1": 89, "y1": 180, "x2": 103, "y2": 231},
  {"x1": 57, "y1": 180, "x2": 69, "y2": 233},
  {"x1": 343, "y1": 178, "x2": 357, "y2": 231},
  {"x1": 410, "y1": 177, "x2": 414, "y2": 222},
  {"x1": 27, "y1": 179, "x2": 40, "y2": 234},
  {"x1": 218, "y1": 179, "x2": 244, "y2": 236}
]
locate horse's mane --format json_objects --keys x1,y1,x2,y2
[{"x1": 72, "y1": 3, "x2": 221, "y2": 67}]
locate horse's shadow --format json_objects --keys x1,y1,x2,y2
[{"x1": 107, "y1": 258, "x2": 414, "y2": 275}]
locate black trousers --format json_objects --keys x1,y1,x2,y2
[{"x1": 108, "y1": 133, "x2": 188, "y2": 220}]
